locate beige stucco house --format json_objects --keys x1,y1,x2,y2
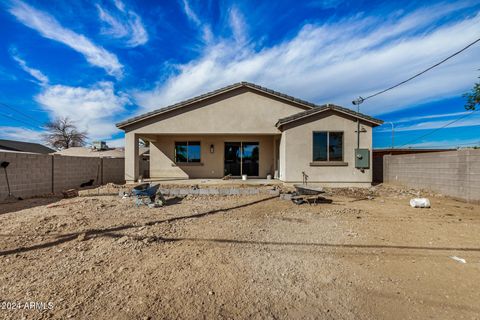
[{"x1": 116, "y1": 82, "x2": 383, "y2": 186}]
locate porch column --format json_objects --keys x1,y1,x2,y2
[
  {"x1": 278, "y1": 132, "x2": 287, "y2": 181},
  {"x1": 273, "y1": 135, "x2": 282, "y2": 179},
  {"x1": 273, "y1": 136, "x2": 277, "y2": 173},
  {"x1": 125, "y1": 132, "x2": 139, "y2": 183}
]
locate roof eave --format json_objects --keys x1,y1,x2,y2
[
  {"x1": 116, "y1": 82, "x2": 316, "y2": 129},
  {"x1": 276, "y1": 107, "x2": 383, "y2": 129},
  {"x1": 116, "y1": 83, "x2": 245, "y2": 129},
  {"x1": 276, "y1": 118, "x2": 384, "y2": 129}
]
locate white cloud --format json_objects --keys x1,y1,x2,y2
[
  {"x1": 10, "y1": 50, "x2": 49, "y2": 85},
  {"x1": 376, "y1": 109, "x2": 480, "y2": 132},
  {"x1": 113, "y1": 0, "x2": 126, "y2": 12},
  {"x1": 382, "y1": 112, "x2": 480, "y2": 132},
  {"x1": 105, "y1": 137, "x2": 125, "y2": 148},
  {"x1": 97, "y1": 5, "x2": 128, "y2": 38},
  {"x1": 228, "y1": 6, "x2": 247, "y2": 45},
  {"x1": 394, "y1": 111, "x2": 472, "y2": 124},
  {"x1": 8, "y1": 0, "x2": 123, "y2": 78},
  {"x1": 36, "y1": 82, "x2": 129, "y2": 139},
  {"x1": 4, "y1": 50, "x2": 128, "y2": 142},
  {"x1": 0, "y1": 126, "x2": 44, "y2": 143},
  {"x1": 97, "y1": 0, "x2": 148, "y2": 47},
  {"x1": 135, "y1": 3, "x2": 480, "y2": 117},
  {"x1": 406, "y1": 138, "x2": 480, "y2": 148},
  {"x1": 181, "y1": 0, "x2": 201, "y2": 26},
  {"x1": 180, "y1": 0, "x2": 213, "y2": 43}
]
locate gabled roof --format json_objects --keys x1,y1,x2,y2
[
  {"x1": 116, "y1": 82, "x2": 316, "y2": 129},
  {"x1": 0, "y1": 139, "x2": 55, "y2": 154},
  {"x1": 276, "y1": 103, "x2": 383, "y2": 128}
]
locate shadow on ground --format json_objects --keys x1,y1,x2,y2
[
  {"x1": 0, "y1": 197, "x2": 62, "y2": 216},
  {"x1": 2, "y1": 195, "x2": 480, "y2": 257},
  {"x1": 0, "y1": 196, "x2": 277, "y2": 256}
]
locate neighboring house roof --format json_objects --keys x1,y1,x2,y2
[
  {"x1": 0, "y1": 139, "x2": 55, "y2": 154},
  {"x1": 53, "y1": 147, "x2": 149, "y2": 158},
  {"x1": 116, "y1": 82, "x2": 317, "y2": 129},
  {"x1": 276, "y1": 103, "x2": 384, "y2": 128}
]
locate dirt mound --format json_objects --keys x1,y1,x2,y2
[{"x1": 325, "y1": 184, "x2": 442, "y2": 200}]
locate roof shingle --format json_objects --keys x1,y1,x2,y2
[
  {"x1": 116, "y1": 82, "x2": 383, "y2": 128},
  {"x1": 0, "y1": 139, "x2": 55, "y2": 154},
  {"x1": 275, "y1": 103, "x2": 383, "y2": 127},
  {"x1": 116, "y1": 82, "x2": 316, "y2": 128}
]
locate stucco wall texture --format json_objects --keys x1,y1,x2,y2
[
  {"x1": 123, "y1": 90, "x2": 309, "y2": 135},
  {"x1": 150, "y1": 135, "x2": 275, "y2": 179},
  {"x1": 281, "y1": 111, "x2": 373, "y2": 184},
  {"x1": 123, "y1": 91, "x2": 378, "y2": 184},
  {"x1": 0, "y1": 152, "x2": 126, "y2": 199},
  {"x1": 123, "y1": 89, "x2": 308, "y2": 182},
  {"x1": 383, "y1": 149, "x2": 480, "y2": 203}
]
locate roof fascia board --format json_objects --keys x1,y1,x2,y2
[
  {"x1": 116, "y1": 82, "x2": 314, "y2": 129},
  {"x1": 276, "y1": 108, "x2": 383, "y2": 128}
]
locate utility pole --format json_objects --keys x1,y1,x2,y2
[
  {"x1": 387, "y1": 121, "x2": 395, "y2": 149},
  {"x1": 352, "y1": 97, "x2": 364, "y2": 149}
]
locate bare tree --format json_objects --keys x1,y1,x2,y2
[{"x1": 42, "y1": 117, "x2": 87, "y2": 150}]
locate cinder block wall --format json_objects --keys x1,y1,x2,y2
[
  {"x1": 103, "y1": 158, "x2": 125, "y2": 184},
  {"x1": 383, "y1": 149, "x2": 480, "y2": 203},
  {"x1": 0, "y1": 152, "x2": 53, "y2": 198},
  {"x1": 53, "y1": 155, "x2": 101, "y2": 193},
  {"x1": 0, "y1": 152, "x2": 126, "y2": 199}
]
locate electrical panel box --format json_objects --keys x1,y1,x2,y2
[{"x1": 355, "y1": 149, "x2": 370, "y2": 169}]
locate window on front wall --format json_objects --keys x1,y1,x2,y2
[
  {"x1": 175, "y1": 141, "x2": 201, "y2": 163},
  {"x1": 312, "y1": 132, "x2": 343, "y2": 161}
]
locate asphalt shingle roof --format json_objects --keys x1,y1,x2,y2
[
  {"x1": 116, "y1": 82, "x2": 383, "y2": 128},
  {"x1": 276, "y1": 103, "x2": 383, "y2": 127},
  {"x1": 116, "y1": 82, "x2": 316, "y2": 128},
  {"x1": 0, "y1": 139, "x2": 55, "y2": 154}
]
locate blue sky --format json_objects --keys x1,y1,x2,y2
[{"x1": 0, "y1": 0, "x2": 479, "y2": 148}]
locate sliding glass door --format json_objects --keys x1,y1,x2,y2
[
  {"x1": 224, "y1": 142, "x2": 259, "y2": 176},
  {"x1": 241, "y1": 142, "x2": 259, "y2": 176},
  {"x1": 224, "y1": 142, "x2": 241, "y2": 176}
]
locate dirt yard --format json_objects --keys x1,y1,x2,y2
[{"x1": 1, "y1": 184, "x2": 479, "y2": 319}]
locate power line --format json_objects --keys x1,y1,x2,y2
[
  {"x1": 398, "y1": 110, "x2": 478, "y2": 148},
  {"x1": 0, "y1": 102, "x2": 44, "y2": 125},
  {"x1": 408, "y1": 142, "x2": 480, "y2": 148},
  {"x1": 0, "y1": 111, "x2": 43, "y2": 129},
  {"x1": 353, "y1": 36, "x2": 480, "y2": 104},
  {"x1": 378, "y1": 141, "x2": 479, "y2": 149},
  {"x1": 355, "y1": 37, "x2": 480, "y2": 148}
]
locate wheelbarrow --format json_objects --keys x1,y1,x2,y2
[
  {"x1": 132, "y1": 183, "x2": 163, "y2": 206},
  {"x1": 293, "y1": 184, "x2": 324, "y2": 195}
]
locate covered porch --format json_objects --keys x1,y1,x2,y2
[{"x1": 125, "y1": 132, "x2": 282, "y2": 183}]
